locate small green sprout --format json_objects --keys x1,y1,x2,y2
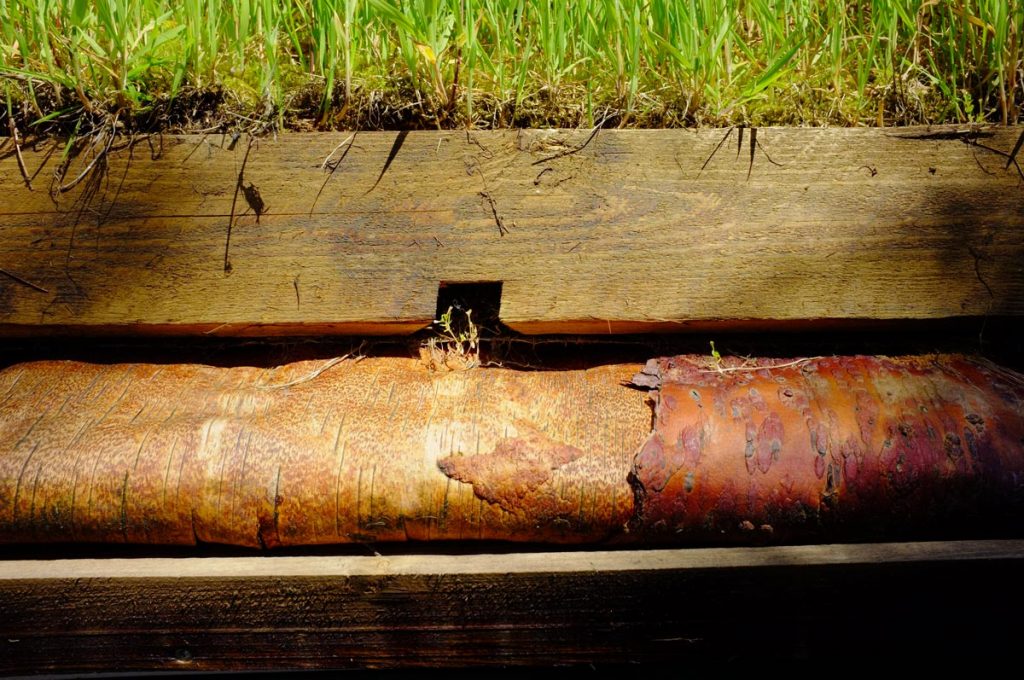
[{"x1": 421, "y1": 306, "x2": 480, "y2": 371}]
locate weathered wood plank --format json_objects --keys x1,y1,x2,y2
[
  {"x1": 1, "y1": 127, "x2": 1022, "y2": 335},
  {"x1": 2, "y1": 540, "x2": 1021, "y2": 671}
]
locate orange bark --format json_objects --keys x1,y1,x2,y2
[{"x1": 0, "y1": 358, "x2": 645, "y2": 546}]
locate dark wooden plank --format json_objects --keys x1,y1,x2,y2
[
  {"x1": 1, "y1": 540, "x2": 1022, "y2": 672},
  {"x1": 1, "y1": 127, "x2": 1022, "y2": 335}
]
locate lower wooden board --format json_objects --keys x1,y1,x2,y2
[
  {"x1": 1, "y1": 540, "x2": 1022, "y2": 672},
  {"x1": 2, "y1": 127, "x2": 1023, "y2": 335}
]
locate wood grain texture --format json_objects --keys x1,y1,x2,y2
[
  {"x1": 1, "y1": 126, "x2": 1022, "y2": 335},
  {"x1": 1, "y1": 540, "x2": 1022, "y2": 672}
]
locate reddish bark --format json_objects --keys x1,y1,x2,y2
[{"x1": 630, "y1": 355, "x2": 1024, "y2": 541}]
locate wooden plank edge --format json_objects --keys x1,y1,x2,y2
[
  {"x1": 0, "y1": 320, "x2": 430, "y2": 337},
  {"x1": 2, "y1": 539, "x2": 1021, "y2": 672},
  {"x1": 504, "y1": 316, "x2": 1000, "y2": 335},
  {"x1": 0, "y1": 316, "x2": 1002, "y2": 338},
  {"x1": 2, "y1": 539, "x2": 1021, "y2": 580}
]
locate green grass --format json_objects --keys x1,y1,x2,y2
[{"x1": 1, "y1": 0, "x2": 1022, "y2": 132}]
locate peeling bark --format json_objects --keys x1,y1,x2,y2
[
  {"x1": 0, "y1": 358, "x2": 645, "y2": 546},
  {"x1": 0, "y1": 354, "x2": 1021, "y2": 548},
  {"x1": 630, "y1": 355, "x2": 1024, "y2": 541}
]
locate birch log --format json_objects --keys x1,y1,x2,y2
[{"x1": 0, "y1": 354, "x2": 1021, "y2": 547}]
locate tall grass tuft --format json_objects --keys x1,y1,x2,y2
[{"x1": 1, "y1": 0, "x2": 1021, "y2": 130}]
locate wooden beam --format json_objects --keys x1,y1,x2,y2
[
  {"x1": 1, "y1": 127, "x2": 1022, "y2": 335},
  {"x1": 2, "y1": 540, "x2": 1022, "y2": 671}
]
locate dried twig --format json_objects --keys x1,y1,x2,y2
[
  {"x1": 887, "y1": 126, "x2": 1022, "y2": 180},
  {"x1": 698, "y1": 125, "x2": 735, "y2": 176},
  {"x1": 465, "y1": 130, "x2": 494, "y2": 159},
  {"x1": 479, "y1": 191, "x2": 509, "y2": 236},
  {"x1": 224, "y1": 136, "x2": 256, "y2": 273},
  {"x1": 886, "y1": 127, "x2": 994, "y2": 141},
  {"x1": 321, "y1": 134, "x2": 357, "y2": 169},
  {"x1": 531, "y1": 109, "x2": 610, "y2": 165},
  {"x1": 181, "y1": 132, "x2": 214, "y2": 165},
  {"x1": 700, "y1": 125, "x2": 782, "y2": 180},
  {"x1": 310, "y1": 133, "x2": 356, "y2": 215},
  {"x1": 755, "y1": 135, "x2": 783, "y2": 167},
  {"x1": 700, "y1": 356, "x2": 823, "y2": 374},
  {"x1": 0, "y1": 267, "x2": 50, "y2": 294},
  {"x1": 202, "y1": 323, "x2": 230, "y2": 336},
  {"x1": 746, "y1": 127, "x2": 757, "y2": 180},
  {"x1": 967, "y1": 245, "x2": 995, "y2": 300},
  {"x1": 255, "y1": 351, "x2": 363, "y2": 390},
  {"x1": 533, "y1": 166, "x2": 553, "y2": 185},
  {"x1": 1005, "y1": 129, "x2": 1024, "y2": 171},
  {"x1": 966, "y1": 137, "x2": 1024, "y2": 182},
  {"x1": 7, "y1": 117, "x2": 33, "y2": 190},
  {"x1": 54, "y1": 111, "x2": 122, "y2": 195}
]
